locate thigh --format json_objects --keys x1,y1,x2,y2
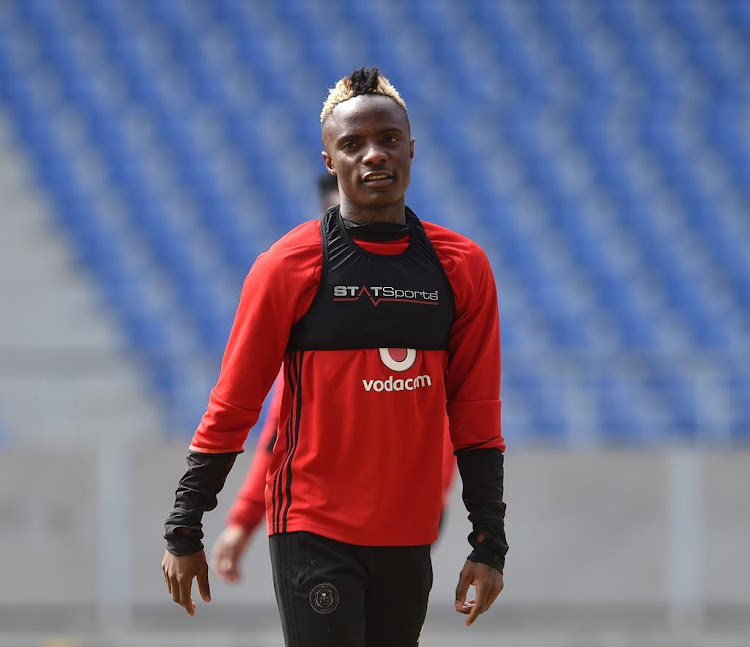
[
  {"x1": 270, "y1": 532, "x2": 367, "y2": 647},
  {"x1": 364, "y1": 545, "x2": 433, "y2": 647}
]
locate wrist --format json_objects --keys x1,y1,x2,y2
[
  {"x1": 225, "y1": 524, "x2": 253, "y2": 540},
  {"x1": 164, "y1": 525, "x2": 204, "y2": 556},
  {"x1": 467, "y1": 545, "x2": 505, "y2": 573}
]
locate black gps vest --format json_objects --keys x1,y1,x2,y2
[{"x1": 288, "y1": 206, "x2": 455, "y2": 351}]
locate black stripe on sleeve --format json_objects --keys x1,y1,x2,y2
[
  {"x1": 273, "y1": 352, "x2": 300, "y2": 533},
  {"x1": 281, "y1": 351, "x2": 304, "y2": 532},
  {"x1": 266, "y1": 429, "x2": 278, "y2": 454}
]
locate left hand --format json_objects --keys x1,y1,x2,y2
[{"x1": 454, "y1": 559, "x2": 504, "y2": 626}]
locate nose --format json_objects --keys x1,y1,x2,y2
[{"x1": 362, "y1": 143, "x2": 387, "y2": 166}]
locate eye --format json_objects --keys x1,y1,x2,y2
[
  {"x1": 342, "y1": 140, "x2": 358, "y2": 150},
  {"x1": 385, "y1": 135, "x2": 399, "y2": 144}
]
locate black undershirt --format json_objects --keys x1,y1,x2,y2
[{"x1": 342, "y1": 217, "x2": 410, "y2": 242}]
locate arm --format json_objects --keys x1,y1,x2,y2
[
  {"x1": 441, "y1": 241, "x2": 507, "y2": 626},
  {"x1": 162, "y1": 452, "x2": 240, "y2": 615},
  {"x1": 453, "y1": 450, "x2": 507, "y2": 625},
  {"x1": 162, "y1": 226, "x2": 321, "y2": 615},
  {"x1": 212, "y1": 373, "x2": 284, "y2": 582},
  {"x1": 225, "y1": 372, "x2": 284, "y2": 533},
  {"x1": 163, "y1": 271, "x2": 292, "y2": 557}
]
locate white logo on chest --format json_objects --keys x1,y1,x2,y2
[
  {"x1": 378, "y1": 347, "x2": 417, "y2": 372},
  {"x1": 362, "y1": 348, "x2": 432, "y2": 392}
]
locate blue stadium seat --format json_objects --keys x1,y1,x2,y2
[{"x1": 0, "y1": 0, "x2": 746, "y2": 442}]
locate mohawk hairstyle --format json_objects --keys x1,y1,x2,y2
[{"x1": 320, "y1": 66, "x2": 408, "y2": 124}]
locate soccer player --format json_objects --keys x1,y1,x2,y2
[
  {"x1": 162, "y1": 67, "x2": 507, "y2": 646},
  {"x1": 210, "y1": 173, "x2": 458, "y2": 584}
]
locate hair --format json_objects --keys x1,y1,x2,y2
[
  {"x1": 317, "y1": 172, "x2": 338, "y2": 195},
  {"x1": 320, "y1": 66, "x2": 408, "y2": 125}
]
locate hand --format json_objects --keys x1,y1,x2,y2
[
  {"x1": 162, "y1": 549, "x2": 211, "y2": 616},
  {"x1": 454, "y1": 559, "x2": 504, "y2": 626},
  {"x1": 211, "y1": 525, "x2": 252, "y2": 583}
]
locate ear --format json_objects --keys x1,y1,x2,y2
[
  {"x1": 409, "y1": 137, "x2": 415, "y2": 160},
  {"x1": 322, "y1": 151, "x2": 336, "y2": 174}
]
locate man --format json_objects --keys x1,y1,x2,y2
[
  {"x1": 210, "y1": 174, "x2": 458, "y2": 585},
  {"x1": 162, "y1": 67, "x2": 507, "y2": 646}
]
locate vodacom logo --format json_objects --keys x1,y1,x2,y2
[{"x1": 363, "y1": 348, "x2": 432, "y2": 393}]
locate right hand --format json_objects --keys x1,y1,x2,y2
[
  {"x1": 211, "y1": 525, "x2": 252, "y2": 583},
  {"x1": 162, "y1": 549, "x2": 211, "y2": 617}
]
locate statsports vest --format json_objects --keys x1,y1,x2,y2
[{"x1": 288, "y1": 206, "x2": 455, "y2": 351}]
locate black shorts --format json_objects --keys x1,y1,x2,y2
[{"x1": 269, "y1": 531, "x2": 433, "y2": 647}]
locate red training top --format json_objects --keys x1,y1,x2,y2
[
  {"x1": 226, "y1": 370, "x2": 457, "y2": 534},
  {"x1": 190, "y1": 215, "x2": 503, "y2": 546}
]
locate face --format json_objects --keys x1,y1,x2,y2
[{"x1": 322, "y1": 95, "x2": 414, "y2": 212}]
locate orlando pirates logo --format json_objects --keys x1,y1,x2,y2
[{"x1": 309, "y1": 582, "x2": 340, "y2": 614}]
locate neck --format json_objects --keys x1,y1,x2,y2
[{"x1": 339, "y1": 197, "x2": 407, "y2": 225}]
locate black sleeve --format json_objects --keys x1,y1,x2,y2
[
  {"x1": 456, "y1": 447, "x2": 508, "y2": 573},
  {"x1": 163, "y1": 451, "x2": 240, "y2": 556}
]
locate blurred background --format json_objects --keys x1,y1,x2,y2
[{"x1": 0, "y1": 0, "x2": 748, "y2": 645}]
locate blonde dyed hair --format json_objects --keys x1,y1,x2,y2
[{"x1": 320, "y1": 67, "x2": 408, "y2": 124}]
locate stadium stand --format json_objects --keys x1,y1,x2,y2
[{"x1": 0, "y1": 0, "x2": 747, "y2": 444}]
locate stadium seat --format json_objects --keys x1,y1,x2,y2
[{"x1": 0, "y1": 0, "x2": 746, "y2": 443}]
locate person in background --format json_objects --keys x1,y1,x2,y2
[{"x1": 210, "y1": 172, "x2": 341, "y2": 583}]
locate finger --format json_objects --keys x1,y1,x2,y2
[
  {"x1": 456, "y1": 598, "x2": 475, "y2": 614},
  {"x1": 486, "y1": 590, "x2": 499, "y2": 611},
  {"x1": 215, "y1": 555, "x2": 234, "y2": 580},
  {"x1": 467, "y1": 582, "x2": 488, "y2": 626},
  {"x1": 164, "y1": 569, "x2": 172, "y2": 595},
  {"x1": 213, "y1": 556, "x2": 227, "y2": 579},
  {"x1": 162, "y1": 561, "x2": 170, "y2": 591},
  {"x1": 485, "y1": 575, "x2": 504, "y2": 611},
  {"x1": 197, "y1": 564, "x2": 212, "y2": 602},
  {"x1": 487, "y1": 585, "x2": 503, "y2": 609},
  {"x1": 478, "y1": 582, "x2": 495, "y2": 616},
  {"x1": 170, "y1": 575, "x2": 181, "y2": 605},
  {"x1": 485, "y1": 585, "x2": 499, "y2": 614},
  {"x1": 454, "y1": 568, "x2": 473, "y2": 610},
  {"x1": 224, "y1": 558, "x2": 240, "y2": 582},
  {"x1": 211, "y1": 543, "x2": 230, "y2": 569},
  {"x1": 178, "y1": 576, "x2": 195, "y2": 616}
]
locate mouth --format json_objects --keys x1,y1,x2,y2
[{"x1": 362, "y1": 171, "x2": 395, "y2": 187}]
